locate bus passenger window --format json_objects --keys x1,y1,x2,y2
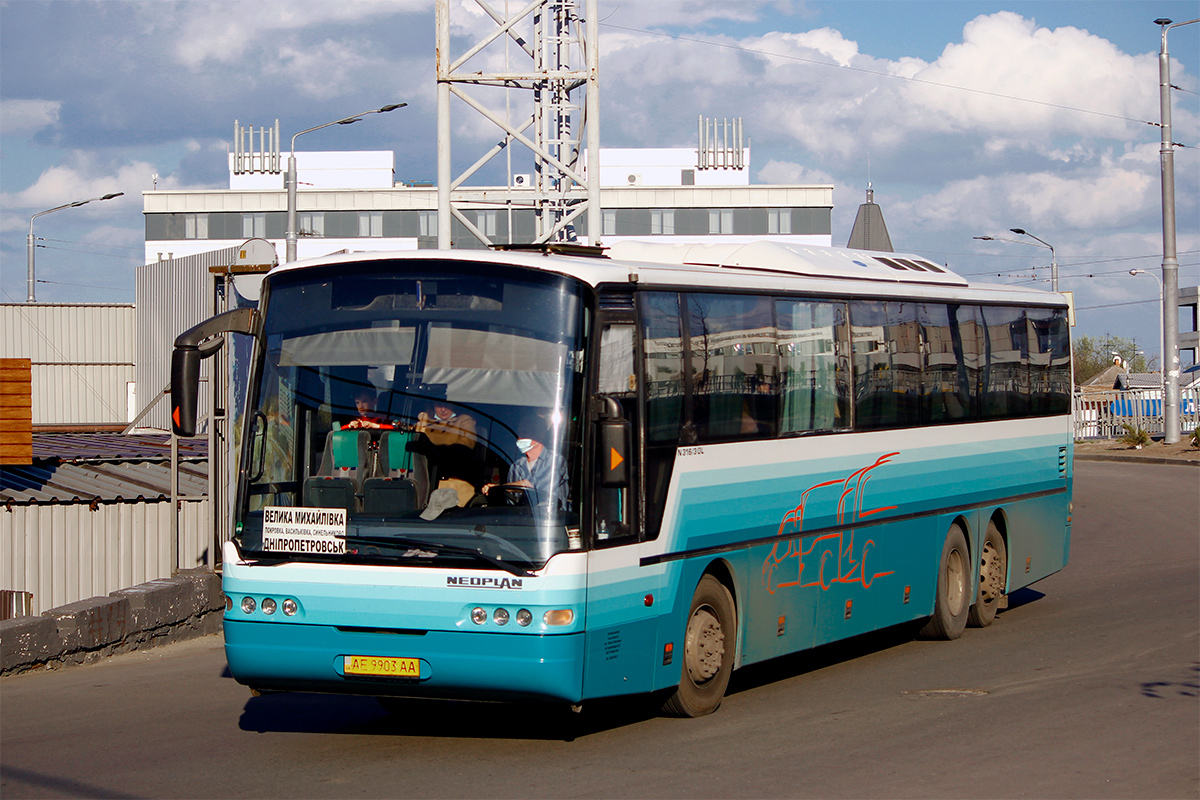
[
  {"x1": 778, "y1": 300, "x2": 848, "y2": 433},
  {"x1": 686, "y1": 293, "x2": 779, "y2": 441}
]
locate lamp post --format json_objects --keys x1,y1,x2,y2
[
  {"x1": 972, "y1": 233, "x2": 1057, "y2": 291},
  {"x1": 1154, "y1": 16, "x2": 1198, "y2": 443},
  {"x1": 27, "y1": 192, "x2": 124, "y2": 303},
  {"x1": 1008, "y1": 229, "x2": 1058, "y2": 293},
  {"x1": 1130, "y1": 269, "x2": 1166, "y2": 408},
  {"x1": 285, "y1": 103, "x2": 406, "y2": 263}
]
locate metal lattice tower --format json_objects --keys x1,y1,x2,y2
[{"x1": 436, "y1": 0, "x2": 600, "y2": 248}]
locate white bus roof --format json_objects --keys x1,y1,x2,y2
[{"x1": 268, "y1": 240, "x2": 1065, "y2": 306}]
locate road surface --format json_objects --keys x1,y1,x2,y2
[{"x1": 2, "y1": 460, "x2": 1196, "y2": 799}]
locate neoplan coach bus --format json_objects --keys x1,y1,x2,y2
[{"x1": 171, "y1": 240, "x2": 1072, "y2": 717}]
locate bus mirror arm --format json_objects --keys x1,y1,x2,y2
[
  {"x1": 598, "y1": 395, "x2": 625, "y2": 422},
  {"x1": 170, "y1": 308, "x2": 258, "y2": 437}
]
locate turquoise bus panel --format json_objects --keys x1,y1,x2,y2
[{"x1": 224, "y1": 618, "x2": 585, "y2": 702}]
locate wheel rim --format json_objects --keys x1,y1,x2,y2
[
  {"x1": 979, "y1": 541, "x2": 1003, "y2": 602},
  {"x1": 684, "y1": 605, "x2": 725, "y2": 684},
  {"x1": 946, "y1": 547, "x2": 967, "y2": 615}
]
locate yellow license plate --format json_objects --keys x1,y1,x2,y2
[{"x1": 343, "y1": 655, "x2": 420, "y2": 679}]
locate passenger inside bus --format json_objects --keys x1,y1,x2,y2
[
  {"x1": 344, "y1": 387, "x2": 390, "y2": 430},
  {"x1": 409, "y1": 401, "x2": 483, "y2": 507}
]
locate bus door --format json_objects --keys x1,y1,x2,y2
[{"x1": 582, "y1": 310, "x2": 659, "y2": 698}]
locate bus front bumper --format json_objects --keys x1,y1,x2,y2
[{"x1": 223, "y1": 618, "x2": 585, "y2": 703}]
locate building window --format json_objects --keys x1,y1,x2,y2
[
  {"x1": 708, "y1": 209, "x2": 733, "y2": 235},
  {"x1": 298, "y1": 212, "x2": 324, "y2": 237},
  {"x1": 419, "y1": 211, "x2": 437, "y2": 237},
  {"x1": 184, "y1": 214, "x2": 208, "y2": 239},
  {"x1": 650, "y1": 209, "x2": 675, "y2": 235},
  {"x1": 358, "y1": 211, "x2": 383, "y2": 237},
  {"x1": 242, "y1": 213, "x2": 266, "y2": 238},
  {"x1": 475, "y1": 210, "x2": 497, "y2": 237},
  {"x1": 768, "y1": 209, "x2": 791, "y2": 235},
  {"x1": 603, "y1": 210, "x2": 617, "y2": 236}
]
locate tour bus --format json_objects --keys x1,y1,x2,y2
[{"x1": 171, "y1": 240, "x2": 1072, "y2": 717}]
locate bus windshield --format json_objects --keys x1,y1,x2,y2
[{"x1": 236, "y1": 261, "x2": 589, "y2": 571}]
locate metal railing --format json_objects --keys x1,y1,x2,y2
[{"x1": 1073, "y1": 388, "x2": 1199, "y2": 440}]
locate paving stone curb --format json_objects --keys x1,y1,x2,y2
[
  {"x1": 0, "y1": 568, "x2": 223, "y2": 677},
  {"x1": 1075, "y1": 453, "x2": 1200, "y2": 466}
]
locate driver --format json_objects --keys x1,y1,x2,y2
[{"x1": 487, "y1": 409, "x2": 568, "y2": 508}]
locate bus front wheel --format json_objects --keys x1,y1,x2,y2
[
  {"x1": 919, "y1": 523, "x2": 970, "y2": 640},
  {"x1": 967, "y1": 520, "x2": 1007, "y2": 628},
  {"x1": 662, "y1": 575, "x2": 736, "y2": 717}
]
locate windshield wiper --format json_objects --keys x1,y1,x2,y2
[{"x1": 345, "y1": 534, "x2": 536, "y2": 577}]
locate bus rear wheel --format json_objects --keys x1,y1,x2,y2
[
  {"x1": 968, "y1": 520, "x2": 1007, "y2": 628},
  {"x1": 662, "y1": 575, "x2": 736, "y2": 717},
  {"x1": 919, "y1": 523, "x2": 970, "y2": 640}
]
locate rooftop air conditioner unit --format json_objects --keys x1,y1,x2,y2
[
  {"x1": 627, "y1": 173, "x2": 642, "y2": 185},
  {"x1": 512, "y1": 173, "x2": 531, "y2": 188}
]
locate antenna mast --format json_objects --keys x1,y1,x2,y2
[{"x1": 436, "y1": 0, "x2": 600, "y2": 248}]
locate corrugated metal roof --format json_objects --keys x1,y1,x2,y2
[
  {"x1": 1, "y1": 433, "x2": 209, "y2": 506},
  {"x1": 29, "y1": 432, "x2": 208, "y2": 463}
]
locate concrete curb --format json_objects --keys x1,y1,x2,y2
[
  {"x1": 0, "y1": 568, "x2": 224, "y2": 677},
  {"x1": 1075, "y1": 453, "x2": 1200, "y2": 467}
]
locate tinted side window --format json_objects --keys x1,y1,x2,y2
[
  {"x1": 982, "y1": 306, "x2": 1030, "y2": 419},
  {"x1": 851, "y1": 301, "x2": 922, "y2": 429},
  {"x1": 1028, "y1": 306, "x2": 1071, "y2": 415},
  {"x1": 642, "y1": 292, "x2": 685, "y2": 443},
  {"x1": 640, "y1": 292, "x2": 685, "y2": 539},
  {"x1": 777, "y1": 299, "x2": 849, "y2": 432},
  {"x1": 920, "y1": 303, "x2": 979, "y2": 423},
  {"x1": 686, "y1": 293, "x2": 779, "y2": 442}
]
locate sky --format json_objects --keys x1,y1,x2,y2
[{"x1": 1, "y1": 0, "x2": 1197, "y2": 364}]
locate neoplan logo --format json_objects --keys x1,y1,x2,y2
[{"x1": 447, "y1": 576, "x2": 524, "y2": 590}]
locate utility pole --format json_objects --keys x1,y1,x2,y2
[{"x1": 1155, "y1": 16, "x2": 1198, "y2": 444}]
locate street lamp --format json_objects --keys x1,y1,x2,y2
[
  {"x1": 1154, "y1": 16, "x2": 1198, "y2": 443},
  {"x1": 1130, "y1": 268, "x2": 1165, "y2": 404},
  {"x1": 972, "y1": 233, "x2": 1057, "y2": 291},
  {"x1": 1008, "y1": 229, "x2": 1058, "y2": 293},
  {"x1": 285, "y1": 103, "x2": 406, "y2": 262},
  {"x1": 27, "y1": 192, "x2": 124, "y2": 303}
]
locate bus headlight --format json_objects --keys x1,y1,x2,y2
[
  {"x1": 493, "y1": 608, "x2": 509, "y2": 626},
  {"x1": 241, "y1": 596, "x2": 256, "y2": 614},
  {"x1": 282, "y1": 598, "x2": 298, "y2": 616},
  {"x1": 516, "y1": 608, "x2": 533, "y2": 627},
  {"x1": 261, "y1": 598, "x2": 277, "y2": 615},
  {"x1": 471, "y1": 607, "x2": 487, "y2": 625}
]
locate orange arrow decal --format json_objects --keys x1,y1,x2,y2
[{"x1": 610, "y1": 447, "x2": 624, "y2": 471}]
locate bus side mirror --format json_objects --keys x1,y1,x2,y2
[
  {"x1": 171, "y1": 307, "x2": 257, "y2": 437},
  {"x1": 599, "y1": 396, "x2": 629, "y2": 489}
]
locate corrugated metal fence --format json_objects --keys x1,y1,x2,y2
[
  {"x1": 135, "y1": 247, "x2": 239, "y2": 432},
  {"x1": 1, "y1": 499, "x2": 211, "y2": 616},
  {"x1": 1073, "y1": 388, "x2": 1200, "y2": 439},
  {"x1": 0, "y1": 303, "x2": 135, "y2": 426}
]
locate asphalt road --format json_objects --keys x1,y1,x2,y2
[{"x1": 2, "y1": 461, "x2": 1197, "y2": 799}]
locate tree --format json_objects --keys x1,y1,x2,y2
[{"x1": 1073, "y1": 334, "x2": 1157, "y2": 385}]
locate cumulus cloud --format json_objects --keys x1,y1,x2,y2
[
  {"x1": 0, "y1": 99, "x2": 62, "y2": 135},
  {"x1": 756, "y1": 158, "x2": 834, "y2": 185},
  {"x1": 596, "y1": 11, "x2": 1193, "y2": 165},
  {"x1": 168, "y1": 0, "x2": 426, "y2": 69},
  {"x1": 0, "y1": 153, "x2": 218, "y2": 231}
]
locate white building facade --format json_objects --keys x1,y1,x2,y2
[{"x1": 143, "y1": 146, "x2": 833, "y2": 263}]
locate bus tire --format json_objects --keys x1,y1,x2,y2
[
  {"x1": 968, "y1": 520, "x2": 1007, "y2": 628},
  {"x1": 919, "y1": 522, "x2": 970, "y2": 640},
  {"x1": 662, "y1": 574, "x2": 736, "y2": 718}
]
